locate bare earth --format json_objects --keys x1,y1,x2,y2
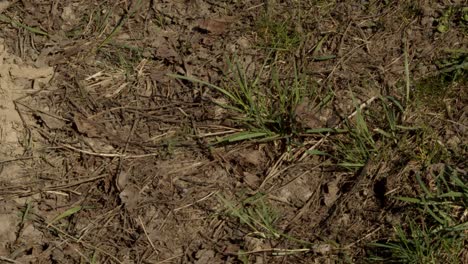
[{"x1": 0, "y1": 1, "x2": 466, "y2": 263}]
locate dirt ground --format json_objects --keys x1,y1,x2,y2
[{"x1": 0, "y1": 1, "x2": 466, "y2": 263}]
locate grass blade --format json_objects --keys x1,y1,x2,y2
[
  {"x1": 0, "y1": 15, "x2": 48, "y2": 36},
  {"x1": 169, "y1": 73, "x2": 246, "y2": 111},
  {"x1": 47, "y1": 206, "x2": 82, "y2": 227},
  {"x1": 306, "y1": 149, "x2": 330, "y2": 156},
  {"x1": 219, "y1": 131, "x2": 270, "y2": 143}
]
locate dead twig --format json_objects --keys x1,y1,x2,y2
[
  {"x1": 0, "y1": 156, "x2": 34, "y2": 164},
  {"x1": 138, "y1": 216, "x2": 158, "y2": 254},
  {"x1": 60, "y1": 144, "x2": 159, "y2": 158}
]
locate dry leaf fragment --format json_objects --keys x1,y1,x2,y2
[
  {"x1": 196, "y1": 17, "x2": 234, "y2": 34},
  {"x1": 119, "y1": 185, "x2": 140, "y2": 211},
  {"x1": 35, "y1": 113, "x2": 66, "y2": 130},
  {"x1": 0, "y1": 1, "x2": 12, "y2": 14},
  {"x1": 194, "y1": 249, "x2": 215, "y2": 264},
  {"x1": 323, "y1": 177, "x2": 341, "y2": 206},
  {"x1": 239, "y1": 150, "x2": 265, "y2": 166},
  {"x1": 243, "y1": 171, "x2": 261, "y2": 188},
  {"x1": 9, "y1": 65, "x2": 53, "y2": 81},
  {"x1": 295, "y1": 99, "x2": 333, "y2": 128},
  {"x1": 73, "y1": 114, "x2": 103, "y2": 138},
  {"x1": 116, "y1": 170, "x2": 130, "y2": 191},
  {"x1": 155, "y1": 45, "x2": 178, "y2": 60}
]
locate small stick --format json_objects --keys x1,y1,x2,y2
[
  {"x1": 138, "y1": 216, "x2": 158, "y2": 253},
  {"x1": 226, "y1": 247, "x2": 311, "y2": 256},
  {"x1": 0, "y1": 156, "x2": 33, "y2": 164},
  {"x1": 60, "y1": 144, "x2": 159, "y2": 158},
  {"x1": 0, "y1": 256, "x2": 21, "y2": 264},
  {"x1": 174, "y1": 191, "x2": 218, "y2": 212},
  {"x1": 345, "y1": 226, "x2": 382, "y2": 249}
]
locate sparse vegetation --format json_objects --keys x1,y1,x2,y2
[
  {"x1": 369, "y1": 166, "x2": 467, "y2": 263},
  {"x1": 218, "y1": 193, "x2": 281, "y2": 240},
  {"x1": 0, "y1": 1, "x2": 466, "y2": 263},
  {"x1": 172, "y1": 56, "x2": 309, "y2": 144},
  {"x1": 256, "y1": 14, "x2": 302, "y2": 53}
]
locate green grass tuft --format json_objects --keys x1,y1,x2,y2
[
  {"x1": 218, "y1": 193, "x2": 281, "y2": 239},
  {"x1": 170, "y1": 56, "x2": 310, "y2": 144},
  {"x1": 369, "y1": 166, "x2": 467, "y2": 263},
  {"x1": 256, "y1": 14, "x2": 302, "y2": 52}
]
